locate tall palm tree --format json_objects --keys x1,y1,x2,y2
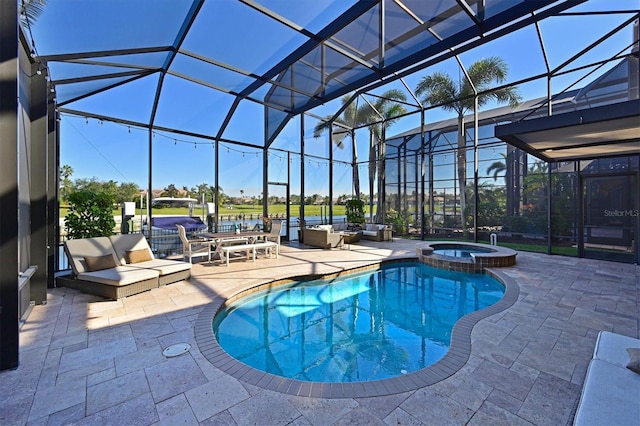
[
  {"x1": 314, "y1": 95, "x2": 361, "y2": 197},
  {"x1": 314, "y1": 90, "x2": 407, "y2": 220},
  {"x1": 415, "y1": 57, "x2": 520, "y2": 234},
  {"x1": 486, "y1": 152, "x2": 508, "y2": 181}
]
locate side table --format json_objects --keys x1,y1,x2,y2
[{"x1": 340, "y1": 231, "x2": 361, "y2": 249}]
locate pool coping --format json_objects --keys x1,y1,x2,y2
[{"x1": 194, "y1": 256, "x2": 520, "y2": 398}]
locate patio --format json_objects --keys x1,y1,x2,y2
[{"x1": 1, "y1": 239, "x2": 638, "y2": 425}]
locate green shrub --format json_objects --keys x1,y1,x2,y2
[
  {"x1": 386, "y1": 209, "x2": 410, "y2": 235},
  {"x1": 65, "y1": 190, "x2": 116, "y2": 239},
  {"x1": 345, "y1": 199, "x2": 365, "y2": 224}
]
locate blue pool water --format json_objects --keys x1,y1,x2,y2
[
  {"x1": 433, "y1": 246, "x2": 494, "y2": 258},
  {"x1": 213, "y1": 261, "x2": 505, "y2": 383}
]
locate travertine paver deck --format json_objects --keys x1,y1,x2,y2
[{"x1": 1, "y1": 239, "x2": 638, "y2": 425}]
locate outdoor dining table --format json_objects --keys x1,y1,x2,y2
[{"x1": 201, "y1": 231, "x2": 270, "y2": 261}]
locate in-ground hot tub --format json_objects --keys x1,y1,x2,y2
[{"x1": 417, "y1": 241, "x2": 517, "y2": 273}]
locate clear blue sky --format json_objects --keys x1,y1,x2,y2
[{"x1": 34, "y1": 0, "x2": 636, "y2": 198}]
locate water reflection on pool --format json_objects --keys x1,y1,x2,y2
[{"x1": 213, "y1": 261, "x2": 505, "y2": 383}]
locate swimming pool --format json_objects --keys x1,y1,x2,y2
[{"x1": 213, "y1": 261, "x2": 505, "y2": 383}]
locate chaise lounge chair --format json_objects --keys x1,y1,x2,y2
[
  {"x1": 109, "y1": 233, "x2": 192, "y2": 286},
  {"x1": 61, "y1": 234, "x2": 193, "y2": 299},
  {"x1": 62, "y1": 236, "x2": 160, "y2": 299}
]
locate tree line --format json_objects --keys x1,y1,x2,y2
[{"x1": 60, "y1": 165, "x2": 371, "y2": 208}]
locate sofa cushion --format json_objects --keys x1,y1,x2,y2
[
  {"x1": 84, "y1": 254, "x2": 118, "y2": 272},
  {"x1": 593, "y1": 331, "x2": 640, "y2": 368},
  {"x1": 332, "y1": 223, "x2": 347, "y2": 231},
  {"x1": 126, "y1": 248, "x2": 153, "y2": 264},
  {"x1": 627, "y1": 348, "x2": 640, "y2": 374},
  {"x1": 316, "y1": 225, "x2": 333, "y2": 232}
]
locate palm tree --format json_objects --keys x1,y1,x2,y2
[
  {"x1": 415, "y1": 57, "x2": 520, "y2": 235},
  {"x1": 314, "y1": 95, "x2": 360, "y2": 197},
  {"x1": 59, "y1": 164, "x2": 74, "y2": 202},
  {"x1": 314, "y1": 90, "x2": 407, "y2": 220},
  {"x1": 211, "y1": 184, "x2": 225, "y2": 206},
  {"x1": 486, "y1": 153, "x2": 508, "y2": 181}
]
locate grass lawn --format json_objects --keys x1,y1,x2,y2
[
  {"x1": 59, "y1": 204, "x2": 349, "y2": 218},
  {"x1": 410, "y1": 236, "x2": 579, "y2": 257}
]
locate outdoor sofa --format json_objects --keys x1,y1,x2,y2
[
  {"x1": 60, "y1": 234, "x2": 191, "y2": 299},
  {"x1": 302, "y1": 225, "x2": 344, "y2": 249},
  {"x1": 360, "y1": 223, "x2": 393, "y2": 241},
  {"x1": 573, "y1": 331, "x2": 640, "y2": 425}
]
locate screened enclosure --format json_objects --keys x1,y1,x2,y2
[{"x1": 3, "y1": 0, "x2": 639, "y2": 370}]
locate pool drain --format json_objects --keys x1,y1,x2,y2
[{"x1": 162, "y1": 343, "x2": 191, "y2": 358}]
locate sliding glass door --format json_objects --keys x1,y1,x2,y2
[{"x1": 582, "y1": 175, "x2": 638, "y2": 263}]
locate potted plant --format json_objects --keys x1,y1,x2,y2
[{"x1": 345, "y1": 199, "x2": 365, "y2": 229}]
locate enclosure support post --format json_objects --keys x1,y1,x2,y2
[
  {"x1": 30, "y1": 59, "x2": 49, "y2": 304},
  {"x1": 473, "y1": 96, "x2": 479, "y2": 243},
  {"x1": 328, "y1": 123, "x2": 333, "y2": 223},
  {"x1": 299, "y1": 114, "x2": 305, "y2": 228},
  {"x1": 547, "y1": 164, "x2": 552, "y2": 255},
  {"x1": 0, "y1": 0, "x2": 19, "y2": 370},
  {"x1": 420, "y1": 109, "x2": 426, "y2": 240}
]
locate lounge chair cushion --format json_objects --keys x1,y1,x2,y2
[
  {"x1": 78, "y1": 265, "x2": 159, "y2": 286},
  {"x1": 124, "y1": 259, "x2": 191, "y2": 275},
  {"x1": 126, "y1": 248, "x2": 153, "y2": 264},
  {"x1": 109, "y1": 234, "x2": 191, "y2": 275},
  {"x1": 574, "y1": 359, "x2": 640, "y2": 425},
  {"x1": 84, "y1": 254, "x2": 118, "y2": 272},
  {"x1": 574, "y1": 331, "x2": 640, "y2": 426},
  {"x1": 65, "y1": 236, "x2": 117, "y2": 275},
  {"x1": 593, "y1": 331, "x2": 640, "y2": 367},
  {"x1": 109, "y1": 234, "x2": 154, "y2": 265}
]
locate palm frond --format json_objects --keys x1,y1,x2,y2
[
  {"x1": 19, "y1": 0, "x2": 46, "y2": 27},
  {"x1": 415, "y1": 73, "x2": 461, "y2": 113},
  {"x1": 312, "y1": 115, "x2": 334, "y2": 138},
  {"x1": 468, "y1": 57, "x2": 508, "y2": 89}
]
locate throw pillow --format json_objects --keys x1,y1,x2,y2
[
  {"x1": 627, "y1": 348, "x2": 640, "y2": 374},
  {"x1": 84, "y1": 254, "x2": 117, "y2": 272},
  {"x1": 125, "y1": 248, "x2": 153, "y2": 264}
]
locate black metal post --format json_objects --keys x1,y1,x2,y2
[
  {"x1": 30, "y1": 61, "x2": 48, "y2": 304},
  {"x1": 0, "y1": 0, "x2": 20, "y2": 370}
]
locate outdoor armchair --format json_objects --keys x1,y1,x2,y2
[{"x1": 176, "y1": 224, "x2": 216, "y2": 263}]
